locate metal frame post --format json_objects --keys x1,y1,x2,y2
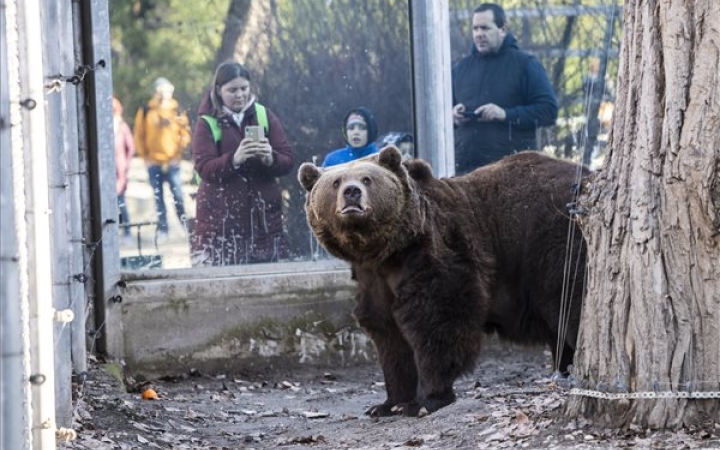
[
  {"x1": 1, "y1": 1, "x2": 27, "y2": 448},
  {"x1": 409, "y1": 0, "x2": 455, "y2": 177}
]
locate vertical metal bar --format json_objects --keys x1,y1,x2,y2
[
  {"x1": 71, "y1": 0, "x2": 97, "y2": 358},
  {"x1": 66, "y1": 1, "x2": 88, "y2": 379},
  {"x1": 16, "y1": 0, "x2": 58, "y2": 446},
  {"x1": 409, "y1": 0, "x2": 455, "y2": 177},
  {"x1": 1, "y1": 2, "x2": 27, "y2": 449},
  {"x1": 78, "y1": 0, "x2": 122, "y2": 357},
  {"x1": 42, "y1": 0, "x2": 85, "y2": 427}
]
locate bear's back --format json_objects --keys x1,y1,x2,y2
[
  {"x1": 408, "y1": 152, "x2": 588, "y2": 345},
  {"x1": 412, "y1": 152, "x2": 587, "y2": 278}
]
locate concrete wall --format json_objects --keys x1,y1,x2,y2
[{"x1": 118, "y1": 260, "x2": 376, "y2": 378}]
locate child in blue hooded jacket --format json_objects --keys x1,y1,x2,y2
[{"x1": 322, "y1": 106, "x2": 380, "y2": 168}]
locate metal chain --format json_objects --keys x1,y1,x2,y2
[
  {"x1": 475, "y1": 386, "x2": 553, "y2": 399},
  {"x1": 570, "y1": 388, "x2": 720, "y2": 399}
]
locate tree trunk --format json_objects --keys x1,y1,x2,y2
[
  {"x1": 214, "y1": 0, "x2": 252, "y2": 68},
  {"x1": 215, "y1": 0, "x2": 274, "y2": 75},
  {"x1": 567, "y1": 0, "x2": 720, "y2": 429}
]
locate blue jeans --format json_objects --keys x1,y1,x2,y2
[
  {"x1": 117, "y1": 193, "x2": 131, "y2": 236},
  {"x1": 147, "y1": 163, "x2": 185, "y2": 233}
]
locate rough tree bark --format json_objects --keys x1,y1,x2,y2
[
  {"x1": 214, "y1": 0, "x2": 251, "y2": 68},
  {"x1": 215, "y1": 0, "x2": 274, "y2": 74},
  {"x1": 566, "y1": 0, "x2": 720, "y2": 428}
]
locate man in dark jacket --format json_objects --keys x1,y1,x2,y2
[{"x1": 452, "y1": 3, "x2": 558, "y2": 174}]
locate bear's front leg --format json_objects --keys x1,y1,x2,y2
[
  {"x1": 352, "y1": 265, "x2": 418, "y2": 417},
  {"x1": 391, "y1": 265, "x2": 488, "y2": 417},
  {"x1": 391, "y1": 386, "x2": 456, "y2": 417},
  {"x1": 362, "y1": 328, "x2": 418, "y2": 417}
]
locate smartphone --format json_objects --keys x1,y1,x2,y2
[
  {"x1": 245, "y1": 125, "x2": 265, "y2": 141},
  {"x1": 461, "y1": 111, "x2": 478, "y2": 118}
]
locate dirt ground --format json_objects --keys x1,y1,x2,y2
[{"x1": 61, "y1": 339, "x2": 719, "y2": 450}]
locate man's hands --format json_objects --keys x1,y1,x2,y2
[
  {"x1": 233, "y1": 138, "x2": 274, "y2": 167},
  {"x1": 453, "y1": 103, "x2": 506, "y2": 125}
]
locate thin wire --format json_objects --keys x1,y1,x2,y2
[
  {"x1": 54, "y1": 223, "x2": 108, "y2": 357},
  {"x1": 555, "y1": 0, "x2": 619, "y2": 373}
]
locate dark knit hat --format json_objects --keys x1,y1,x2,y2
[{"x1": 341, "y1": 106, "x2": 378, "y2": 144}]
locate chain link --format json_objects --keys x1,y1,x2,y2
[{"x1": 570, "y1": 388, "x2": 720, "y2": 400}]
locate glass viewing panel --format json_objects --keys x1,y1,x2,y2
[
  {"x1": 110, "y1": 0, "x2": 620, "y2": 271},
  {"x1": 109, "y1": 0, "x2": 414, "y2": 270}
]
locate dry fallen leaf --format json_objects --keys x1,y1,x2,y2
[
  {"x1": 485, "y1": 432, "x2": 506, "y2": 442},
  {"x1": 167, "y1": 419, "x2": 197, "y2": 433},
  {"x1": 403, "y1": 437, "x2": 424, "y2": 446},
  {"x1": 302, "y1": 410, "x2": 330, "y2": 418},
  {"x1": 280, "y1": 435, "x2": 326, "y2": 445},
  {"x1": 514, "y1": 410, "x2": 529, "y2": 424},
  {"x1": 477, "y1": 426, "x2": 498, "y2": 437}
]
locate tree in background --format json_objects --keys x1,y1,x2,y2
[
  {"x1": 110, "y1": 0, "x2": 414, "y2": 259},
  {"x1": 228, "y1": 0, "x2": 413, "y2": 161},
  {"x1": 567, "y1": 0, "x2": 720, "y2": 428},
  {"x1": 110, "y1": 0, "x2": 231, "y2": 127},
  {"x1": 222, "y1": 0, "x2": 414, "y2": 257}
]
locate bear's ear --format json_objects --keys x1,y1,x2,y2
[
  {"x1": 378, "y1": 145, "x2": 403, "y2": 173},
  {"x1": 298, "y1": 162, "x2": 322, "y2": 192},
  {"x1": 405, "y1": 159, "x2": 434, "y2": 182}
]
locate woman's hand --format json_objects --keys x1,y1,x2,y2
[
  {"x1": 233, "y1": 138, "x2": 274, "y2": 167},
  {"x1": 252, "y1": 139, "x2": 274, "y2": 166}
]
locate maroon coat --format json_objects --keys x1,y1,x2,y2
[{"x1": 191, "y1": 101, "x2": 294, "y2": 265}]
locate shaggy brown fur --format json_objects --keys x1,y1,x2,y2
[{"x1": 298, "y1": 146, "x2": 588, "y2": 417}]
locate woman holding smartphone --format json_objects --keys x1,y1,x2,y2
[{"x1": 191, "y1": 61, "x2": 294, "y2": 266}]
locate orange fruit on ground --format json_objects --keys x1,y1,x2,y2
[{"x1": 141, "y1": 388, "x2": 158, "y2": 400}]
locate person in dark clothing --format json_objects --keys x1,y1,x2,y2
[
  {"x1": 452, "y1": 3, "x2": 558, "y2": 175},
  {"x1": 191, "y1": 61, "x2": 294, "y2": 266},
  {"x1": 322, "y1": 107, "x2": 380, "y2": 168}
]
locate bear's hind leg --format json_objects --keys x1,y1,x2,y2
[{"x1": 551, "y1": 341, "x2": 575, "y2": 376}]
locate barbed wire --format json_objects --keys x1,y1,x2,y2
[{"x1": 45, "y1": 61, "x2": 106, "y2": 93}]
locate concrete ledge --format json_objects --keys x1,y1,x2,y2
[{"x1": 117, "y1": 260, "x2": 377, "y2": 378}]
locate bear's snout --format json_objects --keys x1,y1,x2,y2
[
  {"x1": 343, "y1": 185, "x2": 362, "y2": 202},
  {"x1": 338, "y1": 181, "x2": 367, "y2": 215}
]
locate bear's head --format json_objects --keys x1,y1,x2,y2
[{"x1": 298, "y1": 146, "x2": 424, "y2": 266}]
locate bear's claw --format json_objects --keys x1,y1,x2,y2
[
  {"x1": 365, "y1": 403, "x2": 396, "y2": 417},
  {"x1": 391, "y1": 401, "x2": 430, "y2": 417}
]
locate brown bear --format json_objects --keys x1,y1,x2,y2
[{"x1": 298, "y1": 146, "x2": 588, "y2": 417}]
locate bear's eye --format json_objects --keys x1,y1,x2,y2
[
  {"x1": 332, "y1": 179, "x2": 340, "y2": 189},
  {"x1": 362, "y1": 176, "x2": 371, "y2": 186}
]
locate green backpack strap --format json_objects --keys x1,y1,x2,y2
[
  {"x1": 254, "y1": 103, "x2": 269, "y2": 134},
  {"x1": 200, "y1": 114, "x2": 222, "y2": 143},
  {"x1": 194, "y1": 115, "x2": 222, "y2": 186}
]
